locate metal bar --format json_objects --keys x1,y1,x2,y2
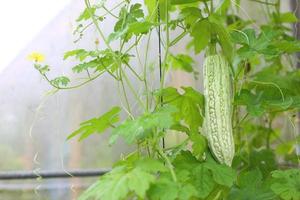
[{"x1": 0, "y1": 169, "x2": 110, "y2": 180}]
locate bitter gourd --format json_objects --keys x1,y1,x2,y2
[{"x1": 203, "y1": 54, "x2": 234, "y2": 166}]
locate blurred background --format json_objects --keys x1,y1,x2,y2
[{"x1": 0, "y1": 0, "x2": 296, "y2": 199}]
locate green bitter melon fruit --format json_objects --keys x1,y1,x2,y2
[{"x1": 203, "y1": 54, "x2": 235, "y2": 166}]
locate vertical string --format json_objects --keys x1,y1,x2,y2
[
  {"x1": 157, "y1": 0, "x2": 165, "y2": 149},
  {"x1": 291, "y1": 0, "x2": 300, "y2": 157}
]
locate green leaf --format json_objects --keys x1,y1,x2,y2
[
  {"x1": 192, "y1": 164, "x2": 215, "y2": 198},
  {"x1": 35, "y1": 64, "x2": 50, "y2": 75},
  {"x1": 190, "y1": 132, "x2": 207, "y2": 158},
  {"x1": 63, "y1": 49, "x2": 90, "y2": 61},
  {"x1": 158, "y1": 87, "x2": 204, "y2": 131},
  {"x1": 110, "y1": 3, "x2": 145, "y2": 42},
  {"x1": 273, "y1": 40, "x2": 300, "y2": 53},
  {"x1": 80, "y1": 157, "x2": 163, "y2": 200},
  {"x1": 277, "y1": 12, "x2": 299, "y2": 23},
  {"x1": 232, "y1": 27, "x2": 282, "y2": 59},
  {"x1": 134, "y1": 158, "x2": 168, "y2": 173},
  {"x1": 178, "y1": 183, "x2": 198, "y2": 200},
  {"x1": 190, "y1": 19, "x2": 211, "y2": 54},
  {"x1": 229, "y1": 169, "x2": 276, "y2": 200},
  {"x1": 249, "y1": 149, "x2": 277, "y2": 178},
  {"x1": 180, "y1": 7, "x2": 202, "y2": 27},
  {"x1": 235, "y1": 89, "x2": 265, "y2": 116},
  {"x1": 109, "y1": 105, "x2": 177, "y2": 144},
  {"x1": 204, "y1": 162, "x2": 237, "y2": 187},
  {"x1": 271, "y1": 169, "x2": 300, "y2": 200},
  {"x1": 210, "y1": 21, "x2": 233, "y2": 60},
  {"x1": 215, "y1": 0, "x2": 231, "y2": 15},
  {"x1": 72, "y1": 59, "x2": 100, "y2": 73},
  {"x1": 50, "y1": 76, "x2": 70, "y2": 87},
  {"x1": 67, "y1": 107, "x2": 121, "y2": 141},
  {"x1": 77, "y1": 7, "x2": 96, "y2": 22},
  {"x1": 127, "y1": 21, "x2": 154, "y2": 35},
  {"x1": 230, "y1": 30, "x2": 251, "y2": 45},
  {"x1": 173, "y1": 151, "x2": 200, "y2": 171},
  {"x1": 80, "y1": 156, "x2": 165, "y2": 200},
  {"x1": 148, "y1": 173, "x2": 179, "y2": 200},
  {"x1": 167, "y1": 54, "x2": 195, "y2": 73},
  {"x1": 235, "y1": 71, "x2": 300, "y2": 116},
  {"x1": 144, "y1": 0, "x2": 156, "y2": 17}
]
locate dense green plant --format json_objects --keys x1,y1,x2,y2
[{"x1": 30, "y1": 0, "x2": 300, "y2": 199}]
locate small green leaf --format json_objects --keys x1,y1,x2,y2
[
  {"x1": 190, "y1": 132, "x2": 207, "y2": 158},
  {"x1": 77, "y1": 7, "x2": 96, "y2": 22},
  {"x1": 35, "y1": 64, "x2": 50, "y2": 75},
  {"x1": 110, "y1": 3, "x2": 145, "y2": 42},
  {"x1": 50, "y1": 76, "x2": 70, "y2": 87}
]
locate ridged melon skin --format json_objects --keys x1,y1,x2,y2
[{"x1": 203, "y1": 54, "x2": 234, "y2": 166}]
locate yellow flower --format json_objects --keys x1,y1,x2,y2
[{"x1": 27, "y1": 52, "x2": 45, "y2": 62}]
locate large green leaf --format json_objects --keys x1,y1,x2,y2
[
  {"x1": 167, "y1": 54, "x2": 195, "y2": 72},
  {"x1": 210, "y1": 20, "x2": 233, "y2": 60},
  {"x1": 248, "y1": 149, "x2": 278, "y2": 178},
  {"x1": 192, "y1": 164, "x2": 216, "y2": 198},
  {"x1": 190, "y1": 19, "x2": 211, "y2": 54},
  {"x1": 274, "y1": 12, "x2": 299, "y2": 23},
  {"x1": 204, "y1": 162, "x2": 236, "y2": 187},
  {"x1": 109, "y1": 105, "x2": 177, "y2": 144},
  {"x1": 158, "y1": 87, "x2": 204, "y2": 131},
  {"x1": 148, "y1": 173, "x2": 179, "y2": 200},
  {"x1": 63, "y1": 49, "x2": 91, "y2": 61},
  {"x1": 180, "y1": 7, "x2": 202, "y2": 27},
  {"x1": 271, "y1": 169, "x2": 300, "y2": 200},
  {"x1": 229, "y1": 169, "x2": 276, "y2": 200},
  {"x1": 80, "y1": 157, "x2": 165, "y2": 200},
  {"x1": 67, "y1": 107, "x2": 121, "y2": 141}
]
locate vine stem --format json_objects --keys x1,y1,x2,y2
[
  {"x1": 250, "y1": 0, "x2": 277, "y2": 6},
  {"x1": 41, "y1": 71, "x2": 105, "y2": 90},
  {"x1": 266, "y1": 116, "x2": 273, "y2": 149},
  {"x1": 157, "y1": 149, "x2": 177, "y2": 182},
  {"x1": 143, "y1": 32, "x2": 152, "y2": 112}
]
